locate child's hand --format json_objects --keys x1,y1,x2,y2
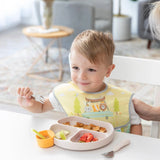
[{"x1": 17, "y1": 87, "x2": 35, "y2": 108}]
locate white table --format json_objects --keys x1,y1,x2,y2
[{"x1": 0, "y1": 110, "x2": 160, "y2": 160}]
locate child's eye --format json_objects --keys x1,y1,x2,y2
[
  {"x1": 88, "y1": 68, "x2": 96, "y2": 72},
  {"x1": 72, "y1": 66, "x2": 79, "y2": 70}
]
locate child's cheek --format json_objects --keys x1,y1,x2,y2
[{"x1": 71, "y1": 74, "x2": 76, "y2": 82}]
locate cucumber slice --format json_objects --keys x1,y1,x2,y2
[
  {"x1": 60, "y1": 130, "x2": 66, "y2": 140},
  {"x1": 62, "y1": 130, "x2": 70, "y2": 136},
  {"x1": 55, "y1": 130, "x2": 70, "y2": 140},
  {"x1": 55, "y1": 132, "x2": 61, "y2": 139}
]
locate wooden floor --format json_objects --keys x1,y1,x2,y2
[{"x1": 0, "y1": 24, "x2": 158, "y2": 138}]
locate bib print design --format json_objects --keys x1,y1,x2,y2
[
  {"x1": 82, "y1": 96, "x2": 113, "y2": 119},
  {"x1": 54, "y1": 82, "x2": 132, "y2": 132}
]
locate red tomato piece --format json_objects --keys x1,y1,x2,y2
[
  {"x1": 79, "y1": 133, "x2": 98, "y2": 142},
  {"x1": 86, "y1": 134, "x2": 94, "y2": 142},
  {"x1": 92, "y1": 138, "x2": 98, "y2": 141},
  {"x1": 79, "y1": 135, "x2": 87, "y2": 142}
]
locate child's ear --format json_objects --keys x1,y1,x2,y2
[{"x1": 106, "y1": 64, "x2": 115, "y2": 77}]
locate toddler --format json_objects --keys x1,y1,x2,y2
[{"x1": 18, "y1": 30, "x2": 142, "y2": 135}]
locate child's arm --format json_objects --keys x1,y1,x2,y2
[
  {"x1": 130, "y1": 124, "x2": 142, "y2": 135},
  {"x1": 133, "y1": 98, "x2": 160, "y2": 121},
  {"x1": 17, "y1": 87, "x2": 53, "y2": 113}
]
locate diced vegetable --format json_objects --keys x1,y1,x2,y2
[
  {"x1": 79, "y1": 133, "x2": 98, "y2": 143},
  {"x1": 55, "y1": 130, "x2": 70, "y2": 140},
  {"x1": 60, "y1": 130, "x2": 66, "y2": 140}
]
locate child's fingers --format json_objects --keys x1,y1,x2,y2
[
  {"x1": 20, "y1": 87, "x2": 25, "y2": 96},
  {"x1": 24, "y1": 88, "x2": 34, "y2": 99},
  {"x1": 17, "y1": 87, "x2": 25, "y2": 96},
  {"x1": 24, "y1": 87, "x2": 31, "y2": 95},
  {"x1": 17, "y1": 88, "x2": 21, "y2": 95},
  {"x1": 17, "y1": 87, "x2": 34, "y2": 99},
  {"x1": 26, "y1": 91, "x2": 33, "y2": 99}
]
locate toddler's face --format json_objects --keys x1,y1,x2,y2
[{"x1": 70, "y1": 50, "x2": 112, "y2": 92}]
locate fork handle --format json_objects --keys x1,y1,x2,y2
[{"x1": 113, "y1": 139, "x2": 130, "y2": 152}]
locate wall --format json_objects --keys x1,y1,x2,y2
[{"x1": 113, "y1": 0, "x2": 140, "y2": 35}]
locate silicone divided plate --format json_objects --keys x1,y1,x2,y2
[{"x1": 50, "y1": 116, "x2": 114, "y2": 150}]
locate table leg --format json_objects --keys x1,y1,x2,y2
[
  {"x1": 27, "y1": 37, "x2": 44, "y2": 54},
  {"x1": 26, "y1": 37, "x2": 56, "y2": 74},
  {"x1": 45, "y1": 49, "x2": 48, "y2": 63},
  {"x1": 26, "y1": 36, "x2": 64, "y2": 82}
]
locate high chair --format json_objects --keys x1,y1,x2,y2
[{"x1": 109, "y1": 55, "x2": 160, "y2": 138}]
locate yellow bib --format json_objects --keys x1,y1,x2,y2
[{"x1": 54, "y1": 82, "x2": 133, "y2": 132}]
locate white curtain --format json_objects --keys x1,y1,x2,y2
[{"x1": 0, "y1": 0, "x2": 36, "y2": 31}]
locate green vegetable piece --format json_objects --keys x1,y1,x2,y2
[
  {"x1": 55, "y1": 130, "x2": 70, "y2": 139},
  {"x1": 55, "y1": 132, "x2": 61, "y2": 139},
  {"x1": 62, "y1": 130, "x2": 70, "y2": 136},
  {"x1": 32, "y1": 129, "x2": 46, "y2": 139},
  {"x1": 60, "y1": 130, "x2": 66, "y2": 140}
]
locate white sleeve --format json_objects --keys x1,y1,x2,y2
[
  {"x1": 130, "y1": 98, "x2": 141, "y2": 125},
  {"x1": 49, "y1": 92, "x2": 65, "y2": 112}
]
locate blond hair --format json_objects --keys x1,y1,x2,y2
[
  {"x1": 149, "y1": 2, "x2": 160, "y2": 40},
  {"x1": 70, "y1": 30, "x2": 115, "y2": 65}
]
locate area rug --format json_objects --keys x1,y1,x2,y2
[
  {"x1": 114, "y1": 37, "x2": 160, "y2": 59},
  {"x1": 0, "y1": 47, "x2": 71, "y2": 105},
  {"x1": 0, "y1": 37, "x2": 160, "y2": 106}
]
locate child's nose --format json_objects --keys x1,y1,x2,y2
[{"x1": 79, "y1": 71, "x2": 87, "y2": 80}]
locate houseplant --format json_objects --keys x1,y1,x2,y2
[
  {"x1": 113, "y1": 0, "x2": 138, "y2": 41},
  {"x1": 41, "y1": 0, "x2": 54, "y2": 29}
]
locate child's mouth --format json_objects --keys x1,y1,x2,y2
[{"x1": 79, "y1": 82, "x2": 90, "y2": 86}]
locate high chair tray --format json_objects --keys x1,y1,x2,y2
[{"x1": 50, "y1": 116, "x2": 114, "y2": 150}]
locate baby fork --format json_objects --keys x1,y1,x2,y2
[
  {"x1": 31, "y1": 95, "x2": 45, "y2": 104},
  {"x1": 8, "y1": 86, "x2": 45, "y2": 104},
  {"x1": 102, "y1": 139, "x2": 130, "y2": 158}
]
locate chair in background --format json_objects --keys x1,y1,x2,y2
[
  {"x1": 137, "y1": 0, "x2": 159, "y2": 49},
  {"x1": 109, "y1": 55, "x2": 160, "y2": 138},
  {"x1": 91, "y1": 0, "x2": 113, "y2": 33},
  {"x1": 68, "y1": 0, "x2": 113, "y2": 33},
  {"x1": 34, "y1": 0, "x2": 95, "y2": 51}
]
